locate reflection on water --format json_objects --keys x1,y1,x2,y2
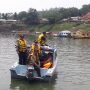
[
  {"x1": 10, "y1": 79, "x2": 56, "y2": 90},
  {"x1": 55, "y1": 38, "x2": 90, "y2": 90},
  {"x1": 1, "y1": 33, "x2": 90, "y2": 90}
]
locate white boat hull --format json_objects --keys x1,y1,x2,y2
[{"x1": 10, "y1": 47, "x2": 57, "y2": 81}]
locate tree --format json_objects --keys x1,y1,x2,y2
[
  {"x1": 18, "y1": 11, "x2": 27, "y2": 21},
  {"x1": 13, "y1": 12, "x2": 18, "y2": 20},
  {"x1": 2, "y1": 13, "x2": 8, "y2": 19},
  {"x1": 24, "y1": 8, "x2": 39, "y2": 24},
  {"x1": 80, "y1": 4, "x2": 90, "y2": 16}
]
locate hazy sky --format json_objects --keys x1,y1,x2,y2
[{"x1": 0, "y1": 0, "x2": 90, "y2": 13}]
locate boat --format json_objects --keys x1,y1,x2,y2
[
  {"x1": 58, "y1": 30, "x2": 71, "y2": 37},
  {"x1": 10, "y1": 46, "x2": 57, "y2": 81},
  {"x1": 72, "y1": 29, "x2": 90, "y2": 39}
]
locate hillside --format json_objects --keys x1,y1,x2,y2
[
  {"x1": 26, "y1": 23, "x2": 90, "y2": 32},
  {"x1": 0, "y1": 23, "x2": 90, "y2": 32}
]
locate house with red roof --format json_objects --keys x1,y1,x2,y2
[
  {"x1": 82, "y1": 12, "x2": 90, "y2": 20},
  {"x1": 80, "y1": 12, "x2": 90, "y2": 23}
]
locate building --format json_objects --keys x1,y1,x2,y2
[
  {"x1": 81, "y1": 12, "x2": 90, "y2": 23},
  {"x1": 0, "y1": 19, "x2": 22, "y2": 24},
  {"x1": 39, "y1": 18, "x2": 49, "y2": 24}
]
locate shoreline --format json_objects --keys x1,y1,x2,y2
[{"x1": 0, "y1": 23, "x2": 90, "y2": 33}]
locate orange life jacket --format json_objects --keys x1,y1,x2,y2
[
  {"x1": 43, "y1": 61, "x2": 52, "y2": 68},
  {"x1": 37, "y1": 34, "x2": 46, "y2": 45},
  {"x1": 17, "y1": 39, "x2": 27, "y2": 52},
  {"x1": 31, "y1": 43, "x2": 41, "y2": 62},
  {"x1": 37, "y1": 33, "x2": 44, "y2": 43},
  {"x1": 31, "y1": 44, "x2": 41, "y2": 54},
  {"x1": 43, "y1": 57, "x2": 52, "y2": 68}
]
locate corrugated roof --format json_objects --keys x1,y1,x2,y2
[
  {"x1": 76, "y1": 29, "x2": 89, "y2": 34},
  {"x1": 82, "y1": 12, "x2": 90, "y2": 19}
]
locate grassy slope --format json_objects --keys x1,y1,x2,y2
[{"x1": 26, "y1": 23, "x2": 90, "y2": 32}]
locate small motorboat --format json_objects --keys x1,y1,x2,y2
[
  {"x1": 10, "y1": 46, "x2": 57, "y2": 81},
  {"x1": 58, "y1": 30, "x2": 71, "y2": 37}
]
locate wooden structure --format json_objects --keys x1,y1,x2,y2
[{"x1": 72, "y1": 29, "x2": 90, "y2": 39}]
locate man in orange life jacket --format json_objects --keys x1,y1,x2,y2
[
  {"x1": 16, "y1": 35, "x2": 27, "y2": 65},
  {"x1": 28, "y1": 40, "x2": 41, "y2": 77},
  {"x1": 37, "y1": 32, "x2": 47, "y2": 46}
]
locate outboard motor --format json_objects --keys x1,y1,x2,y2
[{"x1": 27, "y1": 65, "x2": 34, "y2": 78}]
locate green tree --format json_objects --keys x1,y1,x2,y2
[
  {"x1": 25, "y1": 8, "x2": 39, "y2": 24},
  {"x1": 80, "y1": 4, "x2": 90, "y2": 16},
  {"x1": 2, "y1": 13, "x2": 8, "y2": 19},
  {"x1": 18, "y1": 11, "x2": 27, "y2": 21},
  {"x1": 13, "y1": 12, "x2": 18, "y2": 20}
]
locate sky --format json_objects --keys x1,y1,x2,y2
[{"x1": 0, "y1": 0, "x2": 90, "y2": 13}]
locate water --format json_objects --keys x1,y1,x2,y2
[{"x1": 0, "y1": 33, "x2": 90, "y2": 90}]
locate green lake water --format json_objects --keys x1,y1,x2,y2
[{"x1": 0, "y1": 33, "x2": 90, "y2": 90}]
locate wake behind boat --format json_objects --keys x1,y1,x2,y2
[{"x1": 10, "y1": 46, "x2": 57, "y2": 81}]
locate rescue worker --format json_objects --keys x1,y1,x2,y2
[
  {"x1": 37, "y1": 32, "x2": 47, "y2": 46},
  {"x1": 40, "y1": 37, "x2": 47, "y2": 46},
  {"x1": 43, "y1": 53, "x2": 52, "y2": 68},
  {"x1": 28, "y1": 40, "x2": 41, "y2": 77},
  {"x1": 16, "y1": 34, "x2": 27, "y2": 65}
]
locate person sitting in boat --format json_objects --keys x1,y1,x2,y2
[
  {"x1": 41, "y1": 52, "x2": 53, "y2": 68},
  {"x1": 16, "y1": 34, "x2": 27, "y2": 65},
  {"x1": 37, "y1": 32, "x2": 47, "y2": 46},
  {"x1": 43, "y1": 58, "x2": 52, "y2": 68},
  {"x1": 28, "y1": 40, "x2": 41, "y2": 77}
]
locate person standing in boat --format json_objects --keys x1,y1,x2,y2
[
  {"x1": 40, "y1": 36, "x2": 47, "y2": 46},
  {"x1": 28, "y1": 40, "x2": 41, "y2": 77},
  {"x1": 16, "y1": 34, "x2": 27, "y2": 65},
  {"x1": 37, "y1": 32, "x2": 47, "y2": 46}
]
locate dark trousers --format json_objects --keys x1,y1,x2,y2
[
  {"x1": 33, "y1": 62, "x2": 41, "y2": 77},
  {"x1": 18, "y1": 51, "x2": 27, "y2": 65}
]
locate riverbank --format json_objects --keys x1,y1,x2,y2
[
  {"x1": 0, "y1": 23, "x2": 90, "y2": 32},
  {"x1": 11, "y1": 23, "x2": 90, "y2": 32}
]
